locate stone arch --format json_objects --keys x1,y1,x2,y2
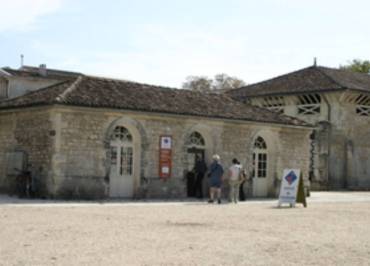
[
  {"x1": 104, "y1": 117, "x2": 147, "y2": 197},
  {"x1": 181, "y1": 123, "x2": 214, "y2": 164}
]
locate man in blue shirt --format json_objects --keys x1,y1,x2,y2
[{"x1": 208, "y1": 154, "x2": 224, "y2": 204}]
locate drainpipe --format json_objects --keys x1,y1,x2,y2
[{"x1": 321, "y1": 95, "x2": 331, "y2": 190}]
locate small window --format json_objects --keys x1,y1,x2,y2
[
  {"x1": 261, "y1": 96, "x2": 285, "y2": 113},
  {"x1": 297, "y1": 94, "x2": 321, "y2": 115},
  {"x1": 354, "y1": 94, "x2": 370, "y2": 117}
]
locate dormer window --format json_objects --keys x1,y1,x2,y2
[
  {"x1": 261, "y1": 96, "x2": 285, "y2": 113},
  {"x1": 297, "y1": 94, "x2": 321, "y2": 115},
  {"x1": 354, "y1": 94, "x2": 370, "y2": 117}
]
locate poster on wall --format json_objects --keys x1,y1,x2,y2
[
  {"x1": 278, "y1": 169, "x2": 307, "y2": 207},
  {"x1": 159, "y1": 135, "x2": 172, "y2": 179}
]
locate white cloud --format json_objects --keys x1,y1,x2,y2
[{"x1": 0, "y1": 0, "x2": 62, "y2": 32}]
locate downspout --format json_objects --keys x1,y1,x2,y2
[{"x1": 321, "y1": 95, "x2": 331, "y2": 190}]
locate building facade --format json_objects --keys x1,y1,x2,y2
[
  {"x1": 228, "y1": 65, "x2": 370, "y2": 190},
  {"x1": 0, "y1": 68, "x2": 312, "y2": 199}
]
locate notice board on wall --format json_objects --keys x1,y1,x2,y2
[{"x1": 159, "y1": 135, "x2": 172, "y2": 179}]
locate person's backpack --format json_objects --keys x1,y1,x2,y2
[{"x1": 239, "y1": 169, "x2": 247, "y2": 182}]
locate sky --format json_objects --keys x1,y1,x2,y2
[{"x1": 1, "y1": 0, "x2": 370, "y2": 87}]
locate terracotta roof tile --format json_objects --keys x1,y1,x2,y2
[
  {"x1": 227, "y1": 66, "x2": 370, "y2": 99},
  {"x1": 0, "y1": 75, "x2": 311, "y2": 127}
]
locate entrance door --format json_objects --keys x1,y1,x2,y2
[
  {"x1": 109, "y1": 126, "x2": 134, "y2": 198},
  {"x1": 252, "y1": 137, "x2": 268, "y2": 197},
  {"x1": 185, "y1": 131, "x2": 206, "y2": 197},
  {"x1": 186, "y1": 148, "x2": 205, "y2": 197}
]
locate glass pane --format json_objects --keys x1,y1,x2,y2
[
  {"x1": 112, "y1": 126, "x2": 133, "y2": 142},
  {"x1": 111, "y1": 147, "x2": 117, "y2": 165},
  {"x1": 188, "y1": 131, "x2": 205, "y2": 147},
  {"x1": 120, "y1": 147, "x2": 133, "y2": 175}
]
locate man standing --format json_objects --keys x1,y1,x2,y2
[
  {"x1": 208, "y1": 154, "x2": 224, "y2": 204},
  {"x1": 194, "y1": 155, "x2": 207, "y2": 198},
  {"x1": 228, "y1": 158, "x2": 242, "y2": 203}
]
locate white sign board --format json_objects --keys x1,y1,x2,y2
[
  {"x1": 278, "y1": 169, "x2": 301, "y2": 207},
  {"x1": 160, "y1": 136, "x2": 172, "y2": 149}
]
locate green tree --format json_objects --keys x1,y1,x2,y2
[
  {"x1": 340, "y1": 59, "x2": 370, "y2": 74},
  {"x1": 182, "y1": 74, "x2": 246, "y2": 93},
  {"x1": 182, "y1": 76, "x2": 212, "y2": 92}
]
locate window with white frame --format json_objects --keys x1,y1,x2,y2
[
  {"x1": 252, "y1": 137, "x2": 268, "y2": 178},
  {"x1": 297, "y1": 94, "x2": 321, "y2": 115},
  {"x1": 261, "y1": 96, "x2": 285, "y2": 113},
  {"x1": 110, "y1": 126, "x2": 133, "y2": 175},
  {"x1": 354, "y1": 94, "x2": 370, "y2": 117}
]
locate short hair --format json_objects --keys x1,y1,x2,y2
[
  {"x1": 232, "y1": 158, "x2": 238, "y2": 164},
  {"x1": 212, "y1": 154, "x2": 220, "y2": 161}
]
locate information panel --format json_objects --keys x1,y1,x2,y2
[
  {"x1": 159, "y1": 135, "x2": 172, "y2": 179},
  {"x1": 278, "y1": 169, "x2": 301, "y2": 207}
]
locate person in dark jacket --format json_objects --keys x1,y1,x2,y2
[
  {"x1": 194, "y1": 156, "x2": 207, "y2": 198},
  {"x1": 208, "y1": 154, "x2": 224, "y2": 204}
]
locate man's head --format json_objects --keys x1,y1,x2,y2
[{"x1": 212, "y1": 154, "x2": 220, "y2": 161}]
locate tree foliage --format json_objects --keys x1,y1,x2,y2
[
  {"x1": 340, "y1": 59, "x2": 370, "y2": 74},
  {"x1": 182, "y1": 73, "x2": 246, "y2": 93},
  {"x1": 182, "y1": 76, "x2": 213, "y2": 93}
]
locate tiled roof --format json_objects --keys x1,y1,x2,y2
[
  {"x1": 1, "y1": 66, "x2": 81, "y2": 80},
  {"x1": 227, "y1": 66, "x2": 370, "y2": 99},
  {"x1": 0, "y1": 75, "x2": 311, "y2": 127}
]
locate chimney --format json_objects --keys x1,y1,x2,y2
[{"x1": 39, "y1": 64, "x2": 47, "y2": 77}]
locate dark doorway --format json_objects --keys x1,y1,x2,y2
[{"x1": 186, "y1": 148, "x2": 205, "y2": 197}]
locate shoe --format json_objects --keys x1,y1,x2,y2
[
  {"x1": 208, "y1": 199, "x2": 214, "y2": 203},
  {"x1": 217, "y1": 199, "x2": 221, "y2": 204}
]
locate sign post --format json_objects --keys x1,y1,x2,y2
[
  {"x1": 278, "y1": 169, "x2": 307, "y2": 208},
  {"x1": 159, "y1": 135, "x2": 172, "y2": 180}
]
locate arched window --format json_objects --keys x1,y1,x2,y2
[
  {"x1": 254, "y1": 136, "x2": 267, "y2": 150},
  {"x1": 187, "y1": 131, "x2": 205, "y2": 147},
  {"x1": 110, "y1": 126, "x2": 133, "y2": 176},
  {"x1": 253, "y1": 137, "x2": 268, "y2": 178},
  {"x1": 112, "y1": 126, "x2": 132, "y2": 142}
]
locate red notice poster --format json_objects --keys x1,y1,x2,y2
[{"x1": 159, "y1": 135, "x2": 172, "y2": 179}]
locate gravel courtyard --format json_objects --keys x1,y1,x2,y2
[{"x1": 1, "y1": 192, "x2": 370, "y2": 266}]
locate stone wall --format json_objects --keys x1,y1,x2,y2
[
  {"x1": 0, "y1": 108, "x2": 54, "y2": 195},
  {"x1": 1, "y1": 106, "x2": 312, "y2": 199},
  {"x1": 51, "y1": 107, "x2": 311, "y2": 199},
  {"x1": 333, "y1": 98, "x2": 370, "y2": 189},
  {"x1": 250, "y1": 92, "x2": 370, "y2": 190}
]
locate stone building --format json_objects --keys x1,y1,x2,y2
[
  {"x1": 227, "y1": 65, "x2": 370, "y2": 190},
  {"x1": 0, "y1": 66, "x2": 312, "y2": 199},
  {"x1": 0, "y1": 65, "x2": 81, "y2": 100}
]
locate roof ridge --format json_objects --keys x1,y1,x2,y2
[
  {"x1": 84, "y1": 74, "x2": 179, "y2": 91},
  {"x1": 56, "y1": 75, "x2": 84, "y2": 103},
  {"x1": 315, "y1": 66, "x2": 346, "y2": 89},
  {"x1": 228, "y1": 65, "x2": 315, "y2": 94}
]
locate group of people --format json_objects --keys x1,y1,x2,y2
[{"x1": 192, "y1": 154, "x2": 249, "y2": 204}]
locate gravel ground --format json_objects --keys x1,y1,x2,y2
[{"x1": 0, "y1": 193, "x2": 370, "y2": 266}]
